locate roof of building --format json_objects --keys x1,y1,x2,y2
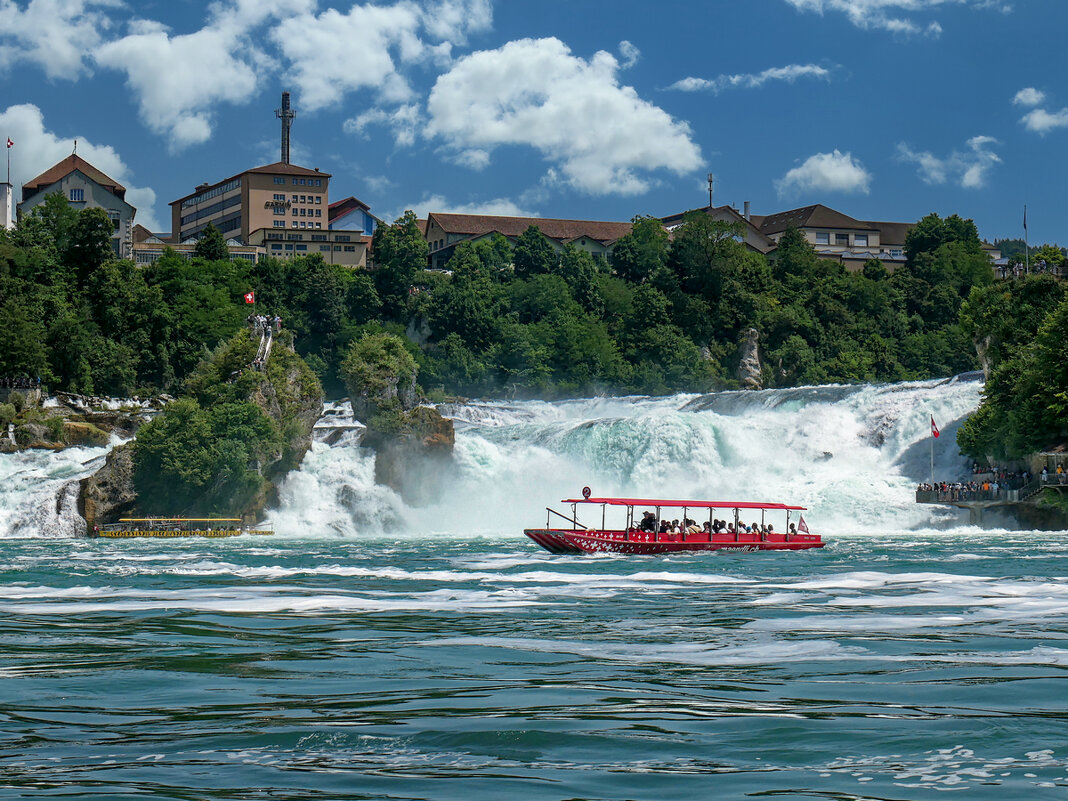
[
  {"x1": 131, "y1": 223, "x2": 168, "y2": 244},
  {"x1": 749, "y1": 204, "x2": 877, "y2": 235},
  {"x1": 870, "y1": 220, "x2": 912, "y2": 246},
  {"x1": 427, "y1": 212, "x2": 632, "y2": 243},
  {"x1": 328, "y1": 196, "x2": 381, "y2": 227},
  {"x1": 170, "y1": 161, "x2": 331, "y2": 206},
  {"x1": 22, "y1": 154, "x2": 126, "y2": 199}
]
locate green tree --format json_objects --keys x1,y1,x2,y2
[
  {"x1": 193, "y1": 223, "x2": 230, "y2": 262},
  {"x1": 611, "y1": 215, "x2": 668, "y2": 284},
  {"x1": 66, "y1": 207, "x2": 115, "y2": 280},
  {"x1": 512, "y1": 226, "x2": 558, "y2": 279},
  {"x1": 372, "y1": 210, "x2": 428, "y2": 320}
]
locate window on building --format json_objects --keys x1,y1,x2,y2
[
  {"x1": 295, "y1": 244, "x2": 307, "y2": 251},
  {"x1": 815, "y1": 232, "x2": 829, "y2": 245},
  {"x1": 315, "y1": 196, "x2": 321, "y2": 204},
  {"x1": 300, "y1": 178, "x2": 306, "y2": 185},
  {"x1": 835, "y1": 233, "x2": 850, "y2": 245},
  {"x1": 292, "y1": 208, "x2": 298, "y2": 216},
  {"x1": 333, "y1": 245, "x2": 341, "y2": 251},
  {"x1": 274, "y1": 177, "x2": 285, "y2": 184},
  {"x1": 274, "y1": 207, "x2": 286, "y2": 215},
  {"x1": 287, "y1": 234, "x2": 303, "y2": 240},
  {"x1": 69, "y1": 188, "x2": 84, "y2": 202},
  {"x1": 336, "y1": 235, "x2": 350, "y2": 242},
  {"x1": 854, "y1": 234, "x2": 868, "y2": 247},
  {"x1": 299, "y1": 208, "x2": 306, "y2": 216},
  {"x1": 315, "y1": 223, "x2": 321, "y2": 229},
  {"x1": 299, "y1": 195, "x2": 306, "y2": 203},
  {"x1": 284, "y1": 244, "x2": 293, "y2": 250},
  {"x1": 314, "y1": 209, "x2": 321, "y2": 217},
  {"x1": 343, "y1": 246, "x2": 356, "y2": 252},
  {"x1": 291, "y1": 221, "x2": 298, "y2": 228},
  {"x1": 274, "y1": 194, "x2": 285, "y2": 201},
  {"x1": 300, "y1": 221, "x2": 306, "y2": 228},
  {"x1": 320, "y1": 245, "x2": 331, "y2": 252},
  {"x1": 273, "y1": 220, "x2": 285, "y2": 228},
  {"x1": 271, "y1": 243, "x2": 283, "y2": 250},
  {"x1": 891, "y1": 249, "x2": 903, "y2": 258},
  {"x1": 292, "y1": 178, "x2": 298, "y2": 184},
  {"x1": 312, "y1": 234, "x2": 327, "y2": 241}
]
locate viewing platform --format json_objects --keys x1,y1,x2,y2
[{"x1": 916, "y1": 477, "x2": 1067, "y2": 524}]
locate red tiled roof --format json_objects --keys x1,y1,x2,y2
[
  {"x1": 22, "y1": 154, "x2": 125, "y2": 198},
  {"x1": 427, "y1": 212, "x2": 632, "y2": 243}
]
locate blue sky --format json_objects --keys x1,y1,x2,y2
[{"x1": 1, "y1": 0, "x2": 1065, "y2": 246}]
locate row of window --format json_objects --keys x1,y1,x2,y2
[
  {"x1": 182, "y1": 178, "x2": 241, "y2": 209},
  {"x1": 180, "y1": 193, "x2": 242, "y2": 225},
  {"x1": 268, "y1": 243, "x2": 357, "y2": 252},
  {"x1": 814, "y1": 232, "x2": 869, "y2": 247},
  {"x1": 272, "y1": 177, "x2": 324, "y2": 186},
  {"x1": 272, "y1": 220, "x2": 324, "y2": 229},
  {"x1": 266, "y1": 232, "x2": 338, "y2": 242}
]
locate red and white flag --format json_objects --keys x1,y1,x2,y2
[
  {"x1": 5, "y1": 138, "x2": 12, "y2": 148},
  {"x1": 797, "y1": 515, "x2": 809, "y2": 534},
  {"x1": 931, "y1": 415, "x2": 940, "y2": 439},
  {"x1": 243, "y1": 291, "x2": 255, "y2": 304}
]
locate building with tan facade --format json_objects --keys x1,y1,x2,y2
[{"x1": 169, "y1": 162, "x2": 330, "y2": 245}]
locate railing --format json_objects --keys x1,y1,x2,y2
[{"x1": 917, "y1": 483, "x2": 1036, "y2": 504}]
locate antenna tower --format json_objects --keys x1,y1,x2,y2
[{"x1": 276, "y1": 91, "x2": 296, "y2": 165}]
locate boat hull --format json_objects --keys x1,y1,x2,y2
[{"x1": 524, "y1": 528, "x2": 824, "y2": 555}]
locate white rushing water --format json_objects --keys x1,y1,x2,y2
[
  {"x1": 0, "y1": 378, "x2": 985, "y2": 539},
  {"x1": 270, "y1": 376, "x2": 985, "y2": 539}
]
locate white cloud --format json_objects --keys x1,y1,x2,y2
[
  {"x1": 274, "y1": 0, "x2": 493, "y2": 113},
  {"x1": 896, "y1": 135, "x2": 1000, "y2": 188},
  {"x1": 344, "y1": 104, "x2": 422, "y2": 148},
  {"x1": 775, "y1": 149, "x2": 871, "y2": 198},
  {"x1": 782, "y1": 0, "x2": 1009, "y2": 37},
  {"x1": 0, "y1": 103, "x2": 160, "y2": 230},
  {"x1": 1012, "y1": 87, "x2": 1045, "y2": 107},
  {"x1": 618, "y1": 40, "x2": 640, "y2": 69},
  {"x1": 669, "y1": 63, "x2": 832, "y2": 93},
  {"x1": 0, "y1": 0, "x2": 116, "y2": 80},
  {"x1": 425, "y1": 37, "x2": 702, "y2": 195},
  {"x1": 94, "y1": 2, "x2": 315, "y2": 150},
  {"x1": 1020, "y1": 107, "x2": 1068, "y2": 134},
  {"x1": 386, "y1": 193, "x2": 538, "y2": 224}
]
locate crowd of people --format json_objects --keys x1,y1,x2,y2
[
  {"x1": 1041, "y1": 465, "x2": 1067, "y2": 485},
  {"x1": 918, "y1": 471, "x2": 1032, "y2": 501},
  {"x1": 0, "y1": 376, "x2": 41, "y2": 389},
  {"x1": 996, "y1": 259, "x2": 1065, "y2": 280},
  {"x1": 636, "y1": 511, "x2": 796, "y2": 537}
]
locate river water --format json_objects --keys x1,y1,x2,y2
[{"x1": 2, "y1": 379, "x2": 1066, "y2": 799}]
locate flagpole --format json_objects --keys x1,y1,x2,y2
[
  {"x1": 930, "y1": 429, "x2": 934, "y2": 485},
  {"x1": 1024, "y1": 204, "x2": 1029, "y2": 274}
]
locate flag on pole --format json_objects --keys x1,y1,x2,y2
[
  {"x1": 931, "y1": 415, "x2": 940, "y2": 438},
  {"x1": 243, "y1": 291, "x2": 255, "y2": 304},
  {"x1": 5, "y1": 138, "x2": 12, "y2": 148},
  {"x1": 797, "y1": 515, "x2": 809, "y2": 534}
]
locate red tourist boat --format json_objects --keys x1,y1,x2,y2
[{"x1": 525, "y1": 490, "x2": 823, "y2": 554}]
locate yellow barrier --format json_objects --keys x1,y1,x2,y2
[{"x1": 96, "y1": 530, "x2": 273, "y2": 538}]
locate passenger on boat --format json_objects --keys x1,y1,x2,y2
[
  {"x1": 640, "y1": 511, "x2": 656, "y2": 532},
  {"x1": 727, "y1": 523, "x2": 736, "y2": 534},
  {"x1": 702, "y1": 521, "x2": 712, "y2": 534},
  {"x1": 789, "y1": 523, "x2": 797, "y2": 535},
  {"x1": 767, "y1": 524, "x2": 774, "y2": 535},
  {"x1": 686, "y1": 520, "x2": 700, "y2": 534}
]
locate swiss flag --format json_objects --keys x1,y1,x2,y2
[
  {"x1": 931, "y1": 415, "x2": 940, "y2": 439},
  {"x1": 797, "y1": 515, "x2": 809, "y2": 534},
  {"x1": 5, "y1": 138, "x2": 12, "y2": 148},
  {"x1": 243, "y1": 291, "x2": 255, "y2": 304}
]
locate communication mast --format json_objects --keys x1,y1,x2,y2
[{"x1": 275, "y1": 91, "x2": 296, "y2": 165}]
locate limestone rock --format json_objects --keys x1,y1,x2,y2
[
  {"x1": 736, "y1": 327, "x2": 763, "y2": 390},
  {"x1": 79, "y1": 444, "x2": 137, "y2": 533}
]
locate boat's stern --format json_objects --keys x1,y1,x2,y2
[{"x1": 523, "y1": 529, "x2": 585, "y2": 554}]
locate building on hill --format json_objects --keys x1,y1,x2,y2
[
  {"x1": 17, "y1": 154, "x2": 136, "y2": 258},
  {"x1": 162, "y1": 92, "x2": 378, "y2": 268},
  {"x1": 131, "y1": 224, "x2": 258, "y2": 265},
  {"x1": 660, "y1": 203, "x2": 777, "y2": 253},
  {"x1": 423, "y1": 212, "x2": 633, "y2": 270},
  {"x1": 329, "y1": 196, "x2": 381, "y2": 237},
  {"x1": 169, "y1": 161, "x2": 330, "y2": 245}
]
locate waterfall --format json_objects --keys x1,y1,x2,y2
[{"x1": 268, "y1": 376, "x2": 984, "y2": 538}]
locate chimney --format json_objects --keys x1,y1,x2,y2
[
  {"x1": 276, "y1": 91, "x2": 296, "y2": 165},
  {"x1": 744, "y1": 201, "x2": 751, "y2": 221}
]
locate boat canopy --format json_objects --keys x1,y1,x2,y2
[{"x1": 561, "y1": 497, "x2": 806, "y2": 511}]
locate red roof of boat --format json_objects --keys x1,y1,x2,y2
[{"x1": 563, "y1": 497, "x2": 807, "y2": 511}]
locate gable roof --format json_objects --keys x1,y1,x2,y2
[
  {"x1": 750, "y1": 204, "x2": 877, "y2": 235},
  {"x1": 22, "y1": 154, "x2": 126, "y2": 199},
  {"x1": 245, "y1": 161, "x2": 329, "y2": 178},
  {"x1": 427, "y1": 212, "x2": 632, "y2": 244}
]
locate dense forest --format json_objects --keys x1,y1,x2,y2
[{"x1": 0, "y1": 193, "x2": 1064, "y2": 460}]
